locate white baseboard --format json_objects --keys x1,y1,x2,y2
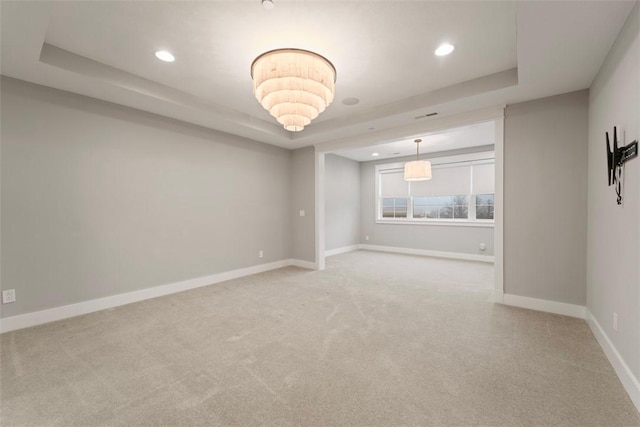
[
  {"x1": 289, "y1": 259, "x2": 317, "y2": 270},
  {"x1": 0, "y1": 259, "x2": 314, "y2": 334},
  {"x1": 500, "y1": 293, "x2": 586, "y2": 319},
  {"x1": 586, "y1": 310, "x2": 640, "y2": 412},
  {"x1": 497, "y1": 296, "x2": 640, "y2": 410},
  {"x1": 325, "y1": 245, "x2": 359, "y2": 257},
  {"x1": 487, "y1": 290, "x2": 504, "y2": 303},
  {"x1": 358, "y1": 244, "x2": 495, "y2": 263}
]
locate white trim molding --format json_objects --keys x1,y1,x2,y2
[
  {"x1": 314, "y1": 150, "x2": 326, "y2": 271},
  {"x1": 325, "y1": 245, "x2": 359, "y2": 257},
  {"x1": 375, "y1": 220, "x2": 495, "y2": 228},
  {"x1": 500, "y1": 293, "x2": 586, "y2": 319},
  {"x1": 0, "y1": 259, "x2": 315, "y2": 334},
  {"x1": 496, "y1": 297, "x2": 639, "y2": 411},
  {"x1": 493, "y1": 113, "x2": 505, "y2": 296},
  {"x1": 586, "y1": 310, "x2": 640, "y2": 412},
  {"x1": 290, "y1": 259, "x2": 317, "y2": 270},
  {"x1": 486, "y1": 290, "x2": 504, "y2": 303},
  {"x1": 314, "y1": 105, "x2": 508, "y2": 154},
  {"x1": 359, "y1": 244, "x2": 494, "y2": 263}
]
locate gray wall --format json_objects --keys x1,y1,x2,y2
[
  {"x1": 504, "y1": 90, "x2": 589, "y2": 305},
  {"x1": 587, "y1": 3, "x2": 639, "y2": 381},
  {"x1": 0, "y1": 77, "x2": 292, "y2": 318},
  {"x1": 291, "y1": 146, "x2": 316, "y2": 263},
  {"x1": 359, "y1": 147, "x2": 495, "y2": 256},
  {"x1": 325, "y1": 154, "x2": 360, "y2": 251}
]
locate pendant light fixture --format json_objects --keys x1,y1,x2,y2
[
  {"x1": 404, "y1": 139, "x2": 432, "y2": 181},
  {"x1": 251, "y1": 48, "x2": 336, "y2": 132}
]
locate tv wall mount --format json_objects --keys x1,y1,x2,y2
[{"x1": 606, "y1": 126, "x2": 637, "y2": 205}]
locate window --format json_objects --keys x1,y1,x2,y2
[
  {"x1": 376, "y1": 153, "x2": 495, "y2": 224},
  {"x1": 475, "y1": 194, "x2": 495, "y2": 220},
  {"x1": 414, "y1": 196, "x2": 469, "y2": 219},
  {"x1": 382, "y1": 198, "x2": 408, "y2": 218},
  {"x1": 379, "y1": 170, "x2": 409, "y2": 218}
]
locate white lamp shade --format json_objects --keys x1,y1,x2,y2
[
  {"x1": 404, "y1": 160, "x2": 432, "y2": 181},
  {"x1": 251, "y1": 49, "x2": 336, "y2": 132}
]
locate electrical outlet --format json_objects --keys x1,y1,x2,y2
[
  {"x1": 299, "y1": 210, "x2": 305, "y2": 217},
  {"x1": 259, "y1": 250, "x2": 264, "y2": 258},
  {"x1": 613, "y1": 312, "x2": 618, "y2": 331},
  {"x1": 2, "y1": 289, "x2": 16, "y2": 304},
  {"x1": 365, "y1": 235, "x2": 370, "y2": 241}
]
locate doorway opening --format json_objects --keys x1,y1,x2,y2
[{"x1": 314, "y1": 110, "x2": 504, "y2": 298}]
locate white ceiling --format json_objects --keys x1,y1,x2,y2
[
  {"x1": 335, "y1": 121, "x2": 495, "y2": 162},
  {"x1": 0, "y1": 1, "x2": 634, "y2": 153}
]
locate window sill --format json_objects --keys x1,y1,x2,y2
[{"x1": 376, "y1": 219, "x2": 495, "y2": 228}]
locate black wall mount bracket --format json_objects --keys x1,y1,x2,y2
[{"x1": 606, "y1": 126, "x2": 638, "y2": 205}]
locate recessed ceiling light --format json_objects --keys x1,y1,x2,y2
[
  {"x1": 372, "y1": 152, "x2": 380, "y2": 157},
  {"x1": 262, "y1": 0, "x2": 274, "y2": 10},
  {"x1": 342, "y1": 97, "x2": 360, "y2": 106},
  {"x1": 435, "y1": 43, "x2": 455, "y2": 57},
  {"x1": 155, "y1": 50, "x2": 175, "y2": 62}
]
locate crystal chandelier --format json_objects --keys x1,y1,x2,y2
[{"x1": 251, "y1": 48, "x2": 336, "y2": 132}]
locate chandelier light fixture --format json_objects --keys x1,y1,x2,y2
[
  {"x1": 251, "y1": 48, "x2": 336, "y2": 132},
  {"x1": 404, "y1": 139, "x2": 432, "y2": 181}
]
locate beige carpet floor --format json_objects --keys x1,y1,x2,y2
[{"x1": 1, "y1": 250, "x2": 638, "y2": 426}]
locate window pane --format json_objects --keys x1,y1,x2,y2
[
  {"x1": 381, "y1": 198, "x2": 410, "y2": 219},
  {"x1": 476, "y1": 206, "x2": 490, "y2": 219},
  {"x1": 476, "y1": 194, "x2": 494, "y2": 205},
  {"x1": 475, "y1": 194, "x2": 495, "y2": 220},
  {"x1": 409, "y1": 195, "x2": 471, "y2": 220},
  {"x1": 425, "y1": 207, "x2": 439, "y2": 218},
  {"x1": 439, "y1": 206, "x2": 453, "y2": 218},
  {"x1": 425, "y1": 196, "x2": 440, "y2": 206},
  {"x1": 452, "y1": 195, "x2": 469, "y2": 205},
  {"x1": 476, "y1": 205, "x2": 494, "y2": 220},
  {"x1": 413, "y1": 197, "x2": 427, "y2": 207},
  {"x1": 438, "y1": 195, "x2": 454, "y2": 205},
  {"x1": 394, "y1": 198, "x2": 408, "y2": 208},
  {"x1": 454, "y1": 205, "x2": 468, "y2": 219}
]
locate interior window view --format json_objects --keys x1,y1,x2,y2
[
  {"x1": 376, "y1": 152, "x2": 495, "y2": 222},
  {"x1": 1, "y1": 1, "x2": 639, "y2": 426}
]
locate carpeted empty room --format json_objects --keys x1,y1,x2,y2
[
  {"x1": 2, "y1": 1, "x2": 640, "y2": 426},
  {"x1": 1, "y1": 251, "x2": 638, "y2": 426}
]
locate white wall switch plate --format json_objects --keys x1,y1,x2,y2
[{"x1": 299, "y1": 210, "x2": 305, "y2": 217}]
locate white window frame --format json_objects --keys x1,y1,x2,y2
[{"x1": 375, "y1": 151, "x2": 495, "y2": 227}]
